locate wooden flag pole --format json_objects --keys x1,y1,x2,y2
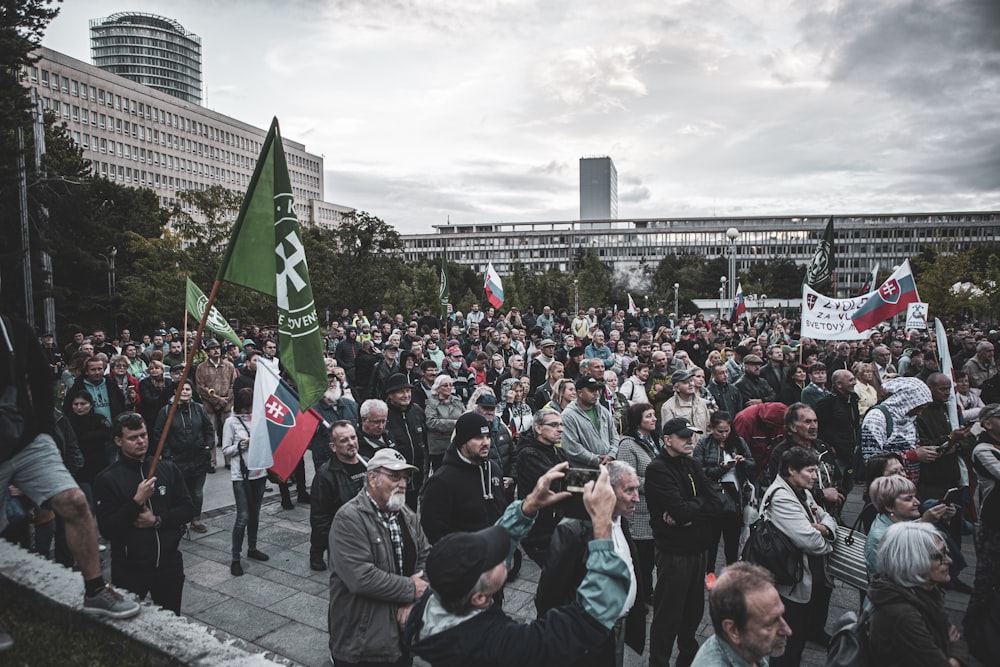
[{"x1": 147, "y1": 279, "x2": 222, "y2": 479}]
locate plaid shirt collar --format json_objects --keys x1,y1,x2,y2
[{"x1": 366, "y1": 490, "x2": 404, "y2": 574}]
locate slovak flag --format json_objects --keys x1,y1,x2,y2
[
  {"x1": 851, "y1": 260, "x2": 920, "y2": 333},
  {"x1": 484, "y1": 262, "x2": 505, "y2": 309},
  {"x1": 859, "y1": 262, "x2": 879, "y2": 296},
  {"x1": 249, "y1": 360, "x2": 321, "y2": 480},
  {"x1": 627, "y1": 293, "x2": 639, "y2": 315},
  {"x1": 730, "y1": 282, "x2": 747, "y2": 323}
]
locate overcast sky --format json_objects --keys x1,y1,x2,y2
[{"x1": 44, "y1": 0, "x2": 1000, "y2": 234}]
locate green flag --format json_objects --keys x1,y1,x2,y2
[
  {"x1": 217, "y1": 117, "x2": 326, "y2": 411},
  {"x1": 804, "y1": 217, "x2": 835, "y2": 293},
  {"x1": 439, "y1": 241, "x2": 449, "y2": 321},
  {"x1": 185, "y1": 277, "x2": 243, "y2": 348}
]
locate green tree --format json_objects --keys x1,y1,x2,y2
[{"x1": 576, "y1": 248, "x2": 610, "y2": 308}]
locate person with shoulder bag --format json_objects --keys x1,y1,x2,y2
[{"x1": 761, "y1": 446, "x2": 837, "y2": 667}]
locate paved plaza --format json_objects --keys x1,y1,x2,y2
[{"x1": 122, "y1": 463, "x2": 980, "y2": 667}]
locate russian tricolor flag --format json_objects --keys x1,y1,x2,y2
[
  {"x1": 249, "y1": 360, "x2": 321, "y2": 481},
  {"x1": 484, "y1": 262, "x2": 505, "y2": 309},
  {"x1": 730, "y1": 282, "x2": 747, "y2": 323},
  {"x1": 851, "y1": 260, "x2": 920, "y2": 333}
]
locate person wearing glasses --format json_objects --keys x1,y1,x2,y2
[
  {"x1": 327, "y1": 447, "x2": 430, "y2": 667},
  {"x1": 356, "y1": 399, "x2": 397, "y2": 461},
  {"x1": 868, "y1": 521, "x2": 970, "y2": 667},
  {"x1": 515, "y1": 408, "x2": 569, "y2": 565},
  {"x1": 94, "y1": 412, "x2": 193, "y2": 614}
]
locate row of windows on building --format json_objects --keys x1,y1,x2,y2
[{"x1": 35, "y1": 88, "x2": 322, "y2": 193}]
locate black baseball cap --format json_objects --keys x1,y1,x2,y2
[
  {"x1": 426, "y1": 525, "x2": 510, "y2": 600},
  {"x1": 662, "y1": 417, "x2": 703, "y2": 438}
]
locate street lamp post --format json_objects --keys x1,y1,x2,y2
[
  {"x1": 719, "y1": 276, "x2": 728, "y2": 321},
  {"x1": 673, "y1": 283, "x2": 679, "y2": 320},
  {"x1": 573, "y1": 279, "x2": 579, "y2": 314},
  {"x1": 99, "y1": 246, "x2": 118, "y2": 330},
  {"x1": 726, "y1": 227, "x2": 739, "y2": 303}
]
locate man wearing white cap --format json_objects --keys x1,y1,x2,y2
[{"x1": 328, "y1": 447, "x2": 430, "y2": 666}]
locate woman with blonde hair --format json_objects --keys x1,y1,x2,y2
[
  {"x1": 853, "y1": 361, "x2": 880, "y2": 416},
  {"x1": 532, "y1": 360, "x2": 564, "y2": 410},
  {"x1": 543, "y1": 378, "x2": 576, "y2": 413}
]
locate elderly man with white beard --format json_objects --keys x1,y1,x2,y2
[
  {"x1": 308, "y1": 371, "x2": 361, "y2": 471},
  {"x1": 328, "y1": 448, "x2": 430, "y2": 666}
]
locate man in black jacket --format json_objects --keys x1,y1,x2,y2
[
  {"x1": 308, "y1": 420, "x2": 368, "y2": 571},
  {"x1": 535, "y1": 461, "x2": 646, "y2": 667},
  {"x1": 385, "y1": 373, "x2": 427, "y2": 509},
  {"x1": 645, "y1": 417, "x2": 722, "y2": 667},
  {"x1": 515, "y1": 408, "x2": 568, "y2": 565},
  {"x1": 420, "y1": 412, "x2": 507, "y2": 544},
  {"x1": 94, "y1": 413, "x2": 194, "y2": 614},
  {"x1": 815, "y1": 369, "x2": 861, "y2": 484}
]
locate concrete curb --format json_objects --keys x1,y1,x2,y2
[{"x1": 0, "y1": 541, "x2": 293, "y2": 666}]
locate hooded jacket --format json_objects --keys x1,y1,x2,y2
[
  {"x1": 153, "y1": 398, "x2": 214, "y2": 475},
  {"x1": 733, "y1": 402, "x2": 788, "y2": 471},
  {"x1": 515, "y1": 429, "x2": 568, "y2": 549},
  {"x1": 861, "y1": 377, "x2": 932, "y2": 480},
  {"x1": 868, "y1": 578, "x2": 970, "y2": 666},
  {"x1": 94, "y1": 454, "x2": 193, "y2": 570},
  {"x1": 419, "y1": 444, "x2": 507, "y2": 543}
]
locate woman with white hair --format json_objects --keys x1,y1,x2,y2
[
  {"x1": 865, "y1": 474, "x2": 954, "y2": 583},
  {"x1": 424, "y1": 374, "x2": 465, "y2": 473},
  {"x1": 868, "y1": 521, "x2": 970, "y2": 666}
]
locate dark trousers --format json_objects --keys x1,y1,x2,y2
[
  {"x1": 232, "y1": 477, "x2": 267, "y2": 560},
  {"x1": 650, "y1": 549, "x2": 706, "y2": 667},
  {"x1": 278, "y1": 459, "x2": 307, "y2": 504},
  {"x1": 183, "y1": 470, "x2": 207, "y2": 520},
  {"x1": 635, "y1": 538, "x2": 656, "y2": 601},
  {"x1": 112, "y1": 550, "x2": 185, "y2": 614},
  {"x1": 770, "y1": 582, "x2": 832, "y2": 667},
  {"x1": 706, "y1": 513, "x2": 742, "y2": 573}
]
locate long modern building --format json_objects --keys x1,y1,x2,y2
[
  {"x1": 21, "y1": 45, "x2": 353, "y2": 227},
  {"x1": 402, "y1": 212, "x2": 1000, "y2": 297},
  {"x1": 90, "y1": 13, "x2": 203, "y2": 105}
]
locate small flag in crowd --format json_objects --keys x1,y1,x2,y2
[
  {"x1": 851, "y1": 260, "x2": 920, "y2": 332},
  {"x1": 439, "y1": 243, "x2": 449, "y2": 320},
  {"x1": 730, "y1": 282, "x2": 747, "y2": 323},
  {"x1": 627, "y1": 293, "x2": 638, "y2": 315},
  {"x1": 184, "y1": 278, "x2": 242, "y2": 348},
  {"x1": 249, "y1": 360, "x2": 321, "y2": 480},
  {"x1": 859, "y1": 262, "x2": 879, "y2": 296},
  {"x1": 216, "y1": 117, "x2": 326, "y2": 411},
  {"x1": 484, "y1": 262, "x2": 505, "y2": 309},
  {"x1": 804, "y1": 218, "x2": 835, "y2": 293}
]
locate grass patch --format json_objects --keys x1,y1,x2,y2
[{"x1": 0, "y1": 598, "x2": 150, "y2": 667}]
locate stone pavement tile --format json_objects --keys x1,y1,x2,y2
[
  {"x1": 260, "y1": 566, "x2": 330, "y2": 597},
  {"x1": 289, "y1": 540, "x2": 313, "y2": 555},
  {"x1": 258, "y1": 524, "x2": 313, "y2": 548},
  {"x1": 182, "y1": 538, "x2": 231, "y2": 562},
  {"x1": 256, "y1": 621, "x2": 329, "y2": 667},
  {"x1": 269, "y1": 517, "x2": 311, "y2": 534},
  {"x1": 192, "y1": 598, "x2": 290, "y2": 643},
  {"x1": 182, "y1": 581, "x2": 231, "y2": 615},
  {"x1": 501, "y1": 587, "x2": 535, "y2": 619},
  {"x1": 213, "y1": 572, "x2": 298, "y2": 607},
  {"x1": 268, "y1": 591, "x2": 329, "y2": 631},
  {"x1": 187, "y1": 557, "x2": 240, "y2": 588},
  {"x1": 189, "y1": 529, "x2": 238, "y2": 553},
  {"x1": 264, "y1": 548, "x2": 329, "y2": 580}
]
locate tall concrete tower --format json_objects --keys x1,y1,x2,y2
[
  {"x1": 579, "y1": 156, "x2": 618, "y2": 221},
  {"x1": 90, "y1": 13, "x2": 202, "y2": 105}
]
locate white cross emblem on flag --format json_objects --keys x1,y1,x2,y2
[
  {"x1": 879, "y1": 279, "x2": 901, "y2": 304},
  {"x1": 264, "y1": 395, "x2": 290, "y2": 424}
]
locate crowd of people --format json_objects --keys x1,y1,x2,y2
[{"x1": 3, "y1": 301, "x2": 1000, "y2": 666}]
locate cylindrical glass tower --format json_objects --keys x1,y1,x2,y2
[{"x1": 90, "y1": 12, "x2": 202, "y2": 105}]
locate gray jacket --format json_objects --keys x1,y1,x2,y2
[
  {"x1": 328, "y1": 490, "x2": 430, "y2": 662},
  {"x1": 762, "y1": 475, "x2": 836, "y2": 604},
  {"x1": 424, "y1": 394, "x2": 465, "y2": 456},
  {"x1": 561, "y1": 400, "x2": 619, "y2": 467}
]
